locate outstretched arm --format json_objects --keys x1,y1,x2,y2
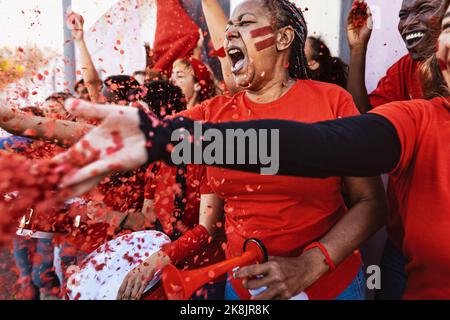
[
  {"x1": 67, "y1": 12, "x2": 103, "y2": 103},
  {"x1": 57, "y1": 99, "x2": 401, "y2": 193},
  {"x1": 201, "y1": 0, "x2": 239, "y2": 94},
  {"x1": 138, "y1": 112, "x2": 401, "y2": 178},
  {"x1": 346, "y1": 1, "x2": 373, "y2": 113},
  {"x1": 0, "y1": 105, "x2": 92, "y2": 147}
]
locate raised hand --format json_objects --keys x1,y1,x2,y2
[
  {"x1": 347, "y1": 0, "x2": 373, "y2": 52},
  {"x1": 66, "y1": 12, "x2": 85, "y2": 42},
  {"x1": 56, "y1": 99, "x2": 152, "y2": 196}
]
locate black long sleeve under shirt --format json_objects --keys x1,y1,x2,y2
[{"x1": 139, "y1": 110, "x2": 401, "y2": 178}]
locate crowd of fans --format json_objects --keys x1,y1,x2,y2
[{"x1": 0, "y1": 0, "x2": 449, "y2": 301}]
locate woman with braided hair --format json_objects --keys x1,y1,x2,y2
[
  {"x1": 60, "y1": 0, "x2": 387, "y2": 300},
  {"x1": 174, "y1": 0, "x2": 385, "y2": 300}
]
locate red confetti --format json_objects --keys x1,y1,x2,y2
[{"x1": 351, "y1": 1, "x2": 369, "y2": 28}]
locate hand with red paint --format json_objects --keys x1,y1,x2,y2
[
  {"x1": 117, "y1": 251, "x2": 171, "y2": 300},
  {"x1": 235, "y1": 249, "x2": 329, "y2": 300},
  {"x1": 66, "y1": 12, "x2": 85, "y2": 42},
  {"x1": 347, "y1": 0, "x2": 373, "y2": 52},
  {"x1": 56, "y1": 99, "x2": 150, "y2": 197}
]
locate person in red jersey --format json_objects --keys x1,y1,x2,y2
[
  {"x1": 175, "y1": 0, "x2": 386, "y2": 301},
  {"x1": 347, "y1": 0, "x2": 446, "y2": 113},
  {"x1": 347, "y1": 0, "x2": 448, "y2": 299}
]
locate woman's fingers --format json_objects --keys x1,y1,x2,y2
[
  {"x1": 67, "y1": 174, "x2": 107, "y2": 198},
  {"x1": 244, "y1": 275, "x2": 274, "y2": 290},
  {"x1": 121, "y1": 278, "x2": 135, "y2": 300},
  {"x1": 132, "y1": 268, "x2": 155, "y2": 299},
  {"x1": 131, "y1": 275, "x2": 144, "y2": 300},
  {"x1": 235, "y1": 263, "x2": 270, "y2": 279},
  {"x1": 136, "y1": 285, "x2": 147, "y2": 300},
  {"x1": 52, "y1": 149, "x2": 72, "y2": 165},
  {"x1": 59, "y1": 159, "x2": 112, "y2": 188},
  {"x1": 53, "y1": 139, "x2": 99, "y2": 167},
  {"x1": 65, "y1": 99, "x2": 129, "y2": 120},
  {"x1": 117, "y1": 276, "x2": 130, "y2": 300}
]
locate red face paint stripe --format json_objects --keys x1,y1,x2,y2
[
  {"x1": 250, "y1": 26, "x2": 274, "y2": 38},
  {"x1": 255, "y1": 37, "x2": 276, "y2": 51}
]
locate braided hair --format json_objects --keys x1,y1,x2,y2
[{"x1": 263, "y1": 0, "x2": 309, "y2": 80}]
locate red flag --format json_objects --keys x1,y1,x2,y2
[{"x1": 153, "y1": 0, "x2": 200, "y2": 74}]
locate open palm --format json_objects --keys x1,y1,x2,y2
[
  {"x1": 57, "y1": 99, "x2": 150, "y2": 196},
  {"x1": 347, "y1": 1, "x2": 373, "y2": 51}
]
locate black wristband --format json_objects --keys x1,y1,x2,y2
[{"x1": 137, "y1": 109, "x2": 173, "y2": 165}]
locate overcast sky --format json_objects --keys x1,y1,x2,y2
[
  {"x1": 0, "y1": 0, "x2": 119, "y2": 50},
  {"x1": 0, "y1": 0, "x2": 251, "y2": 51}
]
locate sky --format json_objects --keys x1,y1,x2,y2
[
  {"x1": 0, "y1": 0, "x2": 271, "y2": 51},
  {"x1": 0, "y1": 0, "x2": 119, "y2": 50}
]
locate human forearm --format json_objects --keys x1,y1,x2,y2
[
  {"x1": 347, "y1": 48, "x2": 370, "y2": 113},
  {"x1": 161, "y1": 194, "x2": 223, "y2": 264},
  {"x1": 0, "y1": 107, "x2": 92, "y2": 147},
  {"x1": 139, "y1": 111, "x2": 401, "y2": 178},
  {"x1": 75, "y1": 39, "x2": 102, "y2": 103},
  {"x1": 201, "y1": 0, "x2": 239, "y2": 93},
  {"x1": 198, "y1": 194, "x2": 224, "y2": 238},
  {"x1": 319, "y1": 177, "x2": 387, "y2": 267},
  {"x1": 201, "y1": 0, "x2": 228, "y2": 50}
]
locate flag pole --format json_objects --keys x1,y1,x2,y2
[{"x1": 62, "y1": 0, "x2": 76, "y2": 94}]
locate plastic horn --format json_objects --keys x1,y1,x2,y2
[{"x1": 162, "y1": 238, "x2": 268, "y2": 300}]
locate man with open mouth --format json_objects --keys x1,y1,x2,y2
[
  {"x1": 348, "y1": 0, "x2": 446, "y2": 113},
  {"x1": 346, "y1": 0, "x2": 447, "y2": 301}
]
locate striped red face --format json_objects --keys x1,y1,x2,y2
[
  {"x1": 224, "y1": 2, "x2": 283, "y2": 88},
  {"x1": 250, "y1": 26, "x2": 276, "y2": 51}
]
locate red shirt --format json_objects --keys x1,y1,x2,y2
[
  {"x1": 369, "y1": 54, "x2": 423, "y2": 108},
  {"x1": 181, "y1": 80, "x2": 362, "y2": 298},
  {"x1": 144, "y1": 163, "x2": 225, "y2": 270},
  {"x1": 370, "y1": 54, "x2": 424, "y2": 249},
  {"x1": 371, "y1": 97, "x2": 450, "y2": 299}
]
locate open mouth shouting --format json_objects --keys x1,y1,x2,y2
[
  {"x1": 403, "y1": 30, "x2": 426, "y2": 50},
  {"x1": 227, "y1": 46, "x2": 247, "y2": 74}
]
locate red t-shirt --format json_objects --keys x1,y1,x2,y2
[
  {"x1": 369, "y1": 54, "x2": 423, "y2": 108},
  {"x1": 371, "y1": 97, "x2": 450, "y2": 299},
  {"x1": 180, "y1": 80, "x2": 362, "y2": 298},
  {"x1": 144, "y1": 163, "x2": 225, "y2": 270},
  {"x1": 369, "y1": 54, "x2": 424, "y2": 249}
]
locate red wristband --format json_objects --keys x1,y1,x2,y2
[
  {"x1": 161, "y1": 224, "x2": 210, "y2": 264},
  {"x1": 303, "y1": 242, "x2": 336, "y2": 272}
]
